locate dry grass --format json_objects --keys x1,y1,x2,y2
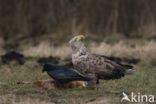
[
  {"x1": 85, "y1": 97, "x2": 110, "y2": 104},
  {"x1": 22, "y1": 40, "x2": 156, "y2": 64},
  {"x1": 91, "y1": 40, "x2": 156, "y2": 63},
  {"x1": 0, "y1": 95, "x2": 110, "y2": 104},
  {"x1": 22, "y1": 42, "x2": 71, "y2": 59},
  {"x1": 0, "y1": 95, "x2": 53, "y2": 104},
  {"x1": 66, "y1": 97, "x2": 110, "y2": 104}
]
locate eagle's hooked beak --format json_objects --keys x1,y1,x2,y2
[{"x1": 77, "y1": 35, "x2": 85, "y2": 41}]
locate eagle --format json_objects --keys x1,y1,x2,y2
[
  {"x1": 42, "y1": 64, "x2": 92, "y2": 87},
  {"x1": 69, "y1": 35, "x2": 135, "y2": 84}
]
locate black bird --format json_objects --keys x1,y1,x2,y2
[{"x1": 42, "y1": 64, "x2": 92, "y2": 86}]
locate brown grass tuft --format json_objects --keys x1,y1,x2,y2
[
  {"x1": 22, "y1": 42, "x2": 71, "y2": 59},
  {"x1": 91, "y1": 40, "x2": 156, "y2": 63},
  {"x1": 22, "y1": 40, "x2": 156, "y2": 64}
]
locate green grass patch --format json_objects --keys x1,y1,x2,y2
[{"x1": 0, "y1": 62, "x2": 155, "y2": 104}]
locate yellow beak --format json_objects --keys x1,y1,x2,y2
[{"x1": 77, "y1": 35, "x2": 85, "y2": 41}]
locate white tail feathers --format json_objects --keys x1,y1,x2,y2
[{"x1": 125, "y1": 69, "x2": 135, "y2": 75}]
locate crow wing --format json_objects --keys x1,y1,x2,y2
[{"x1": 47, "y1": 66, "x2": 91, "y2": 84}]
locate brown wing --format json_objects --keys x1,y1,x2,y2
[{"x1": 73, "y1": 53, "x2": 131, "y2": 80}]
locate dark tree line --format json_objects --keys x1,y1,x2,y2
[{"x1": 0, "y1": 0, "x2": 155, "y2": 41}]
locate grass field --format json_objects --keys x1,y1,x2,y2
[{"x1": 0, "y1": 39, "x2": 156, "y2": 104}]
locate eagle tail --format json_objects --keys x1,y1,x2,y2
[
  {"x1": 125, "y1": 68, "x2": 135, "y2": 75},
  {"x1": 121, "y1": 64, "x2": 135, "y2": 75}
]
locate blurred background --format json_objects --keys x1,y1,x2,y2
[
  {"x1": 0, "y1": 1, "x2": 156, "y2": 104},
  {"x1": 0, "y1": 0, "x2": 156, "y2": 64},
  {"x1": 0, "y1": 0, "x2": 156, "y2": 42}
]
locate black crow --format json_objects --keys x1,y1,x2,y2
[{"x1": 42, "y1": 64, "x2": 92, "y2": 86}]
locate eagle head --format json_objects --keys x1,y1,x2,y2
[
  {"x1": 69, "y1": 35, "x2": 85, "y2": 44},
  {"x1": 77, "y1": 35, "x2": 85, "y2": 41},
  {"x1": 69, "y1": 35, "x2": 86, "y2": 54}
]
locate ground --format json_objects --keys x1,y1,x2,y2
[{"x1": 0, "y1": 37, "x2": 156, "y2": 104}]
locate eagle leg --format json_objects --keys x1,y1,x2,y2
[
  {"x1": 96, "y1": 79, "x2": 99, "y2": 84},
  {"x1": 86, "y1": 74, "x2": 98, "y2": 86}
]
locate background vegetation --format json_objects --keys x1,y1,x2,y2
[{"x1": 0, "y1": 0, "x2": 156, "y2": 42}]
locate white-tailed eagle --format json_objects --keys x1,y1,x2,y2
[{"x1": 69, "y1": 35, "x2": 135, "y2": 84}]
